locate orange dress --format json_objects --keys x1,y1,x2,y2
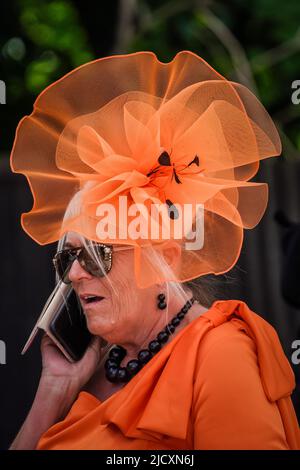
[{"x1": 36, "y1": 300, "x2": 300, "y2": 450}]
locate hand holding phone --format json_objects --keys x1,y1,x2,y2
[{"x1": 22, "y1": 281, "x2": 109, "y2": 362}]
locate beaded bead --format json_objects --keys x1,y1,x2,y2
[
  {"x1": 108, "y1": 345, "x2": 127, "y2": 362},
  {"x1": 157, "y1": 331, "x2": 169, "y2": 343},
  {"x1": 117, "y1": 367, "x2": 128, "y2": 382},
  {"x1": 149, "y1": 340, "x2": 161, "y2": 353},
  {"x1": 171, "y1": 317, "x2": 180, "y2": 327},
  {"x1": 177, "y1": 311, "x2": 185, "y2": 320},
  {"x1": 104, "y1": 358, "x2": 119, "y2": 370},
  {"x1": 181, "y1": 305, "x2": 188, "y2": 314},
  {"x1": 165, "y1": 324, "x2": 175, "y2": 334},
  {"x1": 158, "y1": 293, "x2": 165, "y2": 301},
  {"x1": 138, "y1": 349, "x2": 152, "y2": 364},
  {"x1": 126, "y1": 359, "x2": 141, "y2": 376},
  {"x1": 105, "y1": 366, "x2": 119, "y2": 383},
  {"x1": 158, "y1": 301, "x2": 167, "y2": 310}
]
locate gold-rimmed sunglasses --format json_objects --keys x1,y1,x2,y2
[{"x1": 52, "y1": 243, "x2": 132, "y2": 284}]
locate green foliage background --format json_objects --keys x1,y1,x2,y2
[{"x1": 1, "y1": 0, "x2": 300, "y2": 159}]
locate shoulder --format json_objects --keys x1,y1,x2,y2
[
  {"x1": 195, "y1": 314, "x2": 256, "y2": 364},
  {"x1": 169, "y1": 301, "x2": 261, "y2": 392},
  {"x1": 185, "y1": 298, "x2": 279, "y2": 375},
  {"x1": 190, "y1": 314, "x2": 258, "y2": 395},
  {"x1": 191, "y1": 310, "x2": 260, "y2": 401},
  {"x1": 189, "y1": 298, "x2": 295, "y2": 404},
  {"x1": 178, "y1": 300, "x2": 257, "y2": 367}
]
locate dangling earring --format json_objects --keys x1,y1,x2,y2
[{"x1": 157, "y1": 293, "x2": 167, "y2": 309}]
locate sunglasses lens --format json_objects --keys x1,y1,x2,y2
[
  {"x1": 54, "y1": 244, "x2": 112, "y2": 282},
  {"x1": 79, "y1": 245, "x2": 110, "y2": 277},
  {"x1": 55, "y1": 250, "x2": 76, "y2": 283}
]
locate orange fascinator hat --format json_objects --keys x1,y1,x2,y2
[{"x1": 10, "y1": 51, "x2": 281, "y2": 288}]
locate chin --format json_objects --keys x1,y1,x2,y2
[
  {"x1": 85, "y1": 317, "x2": 104, "y2": 335},
  {"x1": 86, "y1": 319, "x2": 123, "y2": 346},
  {"x1": 83, "y1": 302, "x2": 120, "y2": 340},
  {"x1": 84, "y1": 315, "x2": 111, "y2": 339}
]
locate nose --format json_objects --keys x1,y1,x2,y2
[{"x1": 68, "y1": 259, "x2": 93, "y2": 282}]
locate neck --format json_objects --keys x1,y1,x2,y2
[{"x1": 118, "y1": 295, "x2": 207, "y2": 365}]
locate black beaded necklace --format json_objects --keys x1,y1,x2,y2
[{"x1": 104, "y1": 296, "x2": 195, "y2": 384}]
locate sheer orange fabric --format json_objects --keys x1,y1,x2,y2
[
  {"x1": 10, "y1": 51, "x2": 282, "y2": 288},
  {"x1": 36, "y1": 300, "x2": 300, "y2": 450}
]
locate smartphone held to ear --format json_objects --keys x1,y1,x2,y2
[{"x1": 22, "y1": 281, "x2": 94, "y2": 362}]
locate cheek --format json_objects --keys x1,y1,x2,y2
[
  {"x1": 114, "y1": 250, "x2": 135, "y2": 276},
  {"x1": 85, "y1": 254, "x2": 139, "y2": 336},
  {"x1": 84, "y1": 298, "x2": 119, "y2": 335},
  {"x1": 110, "y1": 255, "x2": 138, "y2": 296}
]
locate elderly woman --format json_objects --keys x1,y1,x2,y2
[{"x1": 9, "y1": 51, "x2": 300, "y2": 450}]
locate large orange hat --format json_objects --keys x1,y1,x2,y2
[{"x1": 10, "y1": 51, "x2": 281, "y2": 288}]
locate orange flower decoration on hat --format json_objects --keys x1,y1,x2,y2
[{"x1": 10, "y1": 51, "x2": 281, "y2": 288}]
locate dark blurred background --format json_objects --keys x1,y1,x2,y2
[{"x1": 1, "y1": 0, "x2": 300, "y2": 450}]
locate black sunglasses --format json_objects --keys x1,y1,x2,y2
[{"x1": 52, "y1": 243, "x2": 130, "y2": 284}]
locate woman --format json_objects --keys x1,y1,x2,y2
[{"x1": 9, "y1": 51, "x2": 300, "y2": 449}]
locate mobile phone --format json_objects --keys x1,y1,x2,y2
[
  {"x1": 48, "y1": 286, "x2": 93, "y2": 362},
  {"x1": 22, "y1": 281, "x2": 93, "y2": 362}
]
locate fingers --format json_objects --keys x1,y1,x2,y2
[
  {"x1": 40, "y1": 334, "x2": 62, "y2": 355},
  {"x1": 40, "y1": 333, "x2": 52, "y2": 348}
]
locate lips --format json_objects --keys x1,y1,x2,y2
[{"x1": 79, "y1": 294, "x2": 105, "y2": 305}]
